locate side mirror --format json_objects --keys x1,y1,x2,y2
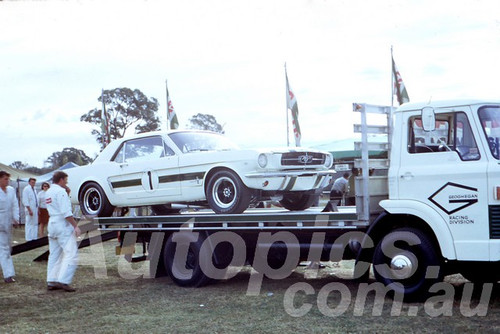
[{"x1": 421, "y1": 106, "x2": 436, "y2": 131}]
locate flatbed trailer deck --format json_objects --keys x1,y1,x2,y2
[
  {"x1": 94, "y1": 206, "x2": 370, "y2": 288},
  {"x1": 95, "y1": 207, "x2": 364, "y2": 232}
]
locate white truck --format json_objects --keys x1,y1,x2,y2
[{"x1": 96, "y1": 100, "x2": 500, "y2": 301}]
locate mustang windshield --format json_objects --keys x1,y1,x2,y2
[
  {"x1": 169, "y1": 132, "x2": 238, "y2": 153},
  {"x1": 478, "y1": 106, "x2": 500, "y2": 159}
]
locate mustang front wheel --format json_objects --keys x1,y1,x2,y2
[
  {"x1": 279, "y1": 192, "x2": 318, "y2": 211},
  {"x1": 206, "y1": 170, "x2": 250, "y2": 214}
]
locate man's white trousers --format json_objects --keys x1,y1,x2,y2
[
  {"x1": 47, "y1": 219, "x2": 78, "y2": 285},
  {"x1": 24, "y1": 209, "x2": 38, "y2": 241},
  {"x1": 0, "y1": 230, "x2": 15, "y2": 279}
]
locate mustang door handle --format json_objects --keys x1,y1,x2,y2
[
  {"x1": 120, "y1": 163, "x2": 128, "y2": 168},
  {"x1": 400, "y1": 172, "x2": 414, "y2": 180}
]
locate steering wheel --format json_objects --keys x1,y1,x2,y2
[{"x1": 436, "y1": 138, "x2": 451, "y2": 151}]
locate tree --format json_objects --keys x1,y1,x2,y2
[
  {"x1": 188, "y1": 113, "x2": 225, "y2": 133},
  {"x1": 45, "y1": 147, "x2": 93, "y2": 169},
  {"x1": 81, "y1": 88, "x2": 161, "y2": 149},
  {"x1": 9, "y1": 161, "x2": 49, "y2": 175},
  {"x1": 10, "y1": 161, "x2": 28, "y2": 170}
]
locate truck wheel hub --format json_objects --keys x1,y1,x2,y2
[{"x1": 390, "y1": 254, "x2": 414, "y2": 279}]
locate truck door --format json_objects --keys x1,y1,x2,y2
[
  {"x1": 477, "y1": 105, "x2": 500, "y2": 261},
  {"x1": 398, "y1": 108, "x2": 489, "y2": 260}
]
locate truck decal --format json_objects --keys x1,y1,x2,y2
[{"x1": 428, "y1": 182, "x2": 478, "y2": 215}]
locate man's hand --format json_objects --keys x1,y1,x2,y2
[
  {"x1": 74, "y1": 226, "x2": 81, "y2": 237},
  {"x1": 27, "y1": 208, "x2": 33, "y2": 216}
]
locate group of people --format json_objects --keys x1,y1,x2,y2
[{"x1": 0, "y1": 170, "x2": 80, "y2": 292}]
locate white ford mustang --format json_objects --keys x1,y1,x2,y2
[{"x1": 66, "y1": 130, "x2": 335, "y2": 216}]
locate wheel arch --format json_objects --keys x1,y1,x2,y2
[
  {"x1": 203, "y1": 166, "x2": 245, "y2": 196},
  {"x1": 364, "y1": 213, "x2": 446, "y2": 261},
  {"x1": 77, "y1": 180, "x2": 101, "y2": 203},
  {"x1": 354, "y1": 200, "x2": 456, "y2": 280},
  {"x1": 377, "y1": 199, "x2": 456, "y2": 260}
]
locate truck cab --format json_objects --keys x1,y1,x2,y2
[
  {"x1": 389, "y1": 100, "x2": 500, "y2": 260},
  {"x1": 366, "y1": 100, "x2": 500, "y2": 297}
]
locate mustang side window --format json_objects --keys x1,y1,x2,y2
[{"x1": 115, "y1": 136, "x2": 166, "y2": 163}]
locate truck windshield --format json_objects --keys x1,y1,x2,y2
[{"x1": 478, "y1": 106, "x2": 500, "y2": 159}]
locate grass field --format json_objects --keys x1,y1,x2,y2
[{"x1": 0, "y1": 226, "x2": 499, "y2": 333}]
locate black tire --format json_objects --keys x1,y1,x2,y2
[
  {"x1": 206, "y1": 170, "x2": 250, "y2": 214},
  {"x1": 460, "y1": 262, "x2": 500, "y2": 283},
  {"x1": 151, "y1": 204, "x2": 181, "y2": 215},
  {"x1": 279, "y1": 192, "x2": 318, "y2": 211},
  {"x1": 79, "y1": 182, "x2": 115, "y2": 217},
  {"x1": 372, "y1": 227, "x2": 443, "y2": 301},
  {"x1": 163, "y1": 232, "x2": 211, "y2": 287}
]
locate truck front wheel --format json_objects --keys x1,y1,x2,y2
[{"x1": 372, "y1": 227, "x2": 443, "y2": 301}]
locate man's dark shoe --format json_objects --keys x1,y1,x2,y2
[
  {"x1": 4, "y1": 277, "x2": 16, "y2": 283},
  {"x1": 47, "y1": 282, "x2": 61, "y2": 291},
  {"x1": 56, "y1": 283, "x2": 76, "y2": 292}
]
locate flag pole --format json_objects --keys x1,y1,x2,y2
[
  {"x1": 390, "y1": 46, "x2": 394, "y2": 110},
  {"x1": 285, "y1": 63, "x2": 290, "y2": 147},
  {"x1": 165, "y1": 79, "x2": 169, "y2": 130},
  {"x1": 101, "y1": 88, "x2": 109, "y2": 146}
]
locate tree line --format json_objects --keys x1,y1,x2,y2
[{"x1": 10, "y1": 87, "x2": 224, "y2": 174}]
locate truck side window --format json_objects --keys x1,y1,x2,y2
[
  {"x1": 408, "y1": 115, "x2": 451, "y2": 154},
  {"x1": 478, "y1": 106, "x2": 500, "y2": 159},
  {"x1": 455, "y1": 112, "x2": 480, "y2": 161},
  {"x1": 408, "y1": 112, "x2": 479, "y2": 161}
]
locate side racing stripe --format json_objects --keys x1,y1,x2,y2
[
  {"x1": 111, "y1": 172, "x2": 206, "y2": 189},
  {"x1": 111, "y1": 179, "x2": 142, "y2": 189},
  {"x1": 159, "y1": 172, "x2": 206, "y2": 183}
]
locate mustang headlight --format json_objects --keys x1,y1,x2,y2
[
  {"x1": 258, "y1": 153, "x2": 268, "y2": 168},
  {"x1": 324, "y1": 153, "x2": 333, "y2": 168}
]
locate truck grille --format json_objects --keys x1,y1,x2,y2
[
  {"x1": 489, "y1": 205, "x2": 500, "y2": 239},
  {"x1": 281, "y1": 152, "x2": 326, "y2": 166}
]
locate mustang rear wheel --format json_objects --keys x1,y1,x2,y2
[
  {"x1": 79, "y1": 182, "x2": 115, "y2": 217},
  {"x1": 206, "y1": 170, "x2": 250, "y2": 214}
]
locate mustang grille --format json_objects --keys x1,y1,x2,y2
[{"x1": 281, "y1": 152, "x2": 326, "y2": 166}]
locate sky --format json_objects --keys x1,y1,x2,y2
[{"x1": 1, "y1": 0, "x2": 500, "y2": 168}]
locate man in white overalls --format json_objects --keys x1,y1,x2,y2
[
  {"x1": 22, "y1": 177, "x2": 38, "y2": 241},
  {"x1": 0, "y1": 171, "x2": 19, "y2": 283},
  {"x1": 45, "y1": 171, "x2": 81, "y2": 292}
]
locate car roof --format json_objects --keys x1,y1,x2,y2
[
  {"x1": 93, "y1": 130, "x2": 223, "y2": 163},
  {"x1": 120, "y1": 129, "x2": 220, "y2": 140}
]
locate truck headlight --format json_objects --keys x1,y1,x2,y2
[
  {"x1": 258, "y1": 154, "x2": 268, "y2": 168},
  {"x1": 324, "y1": 154, "x2": 333, "y2": 168}
]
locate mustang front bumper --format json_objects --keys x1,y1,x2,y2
[{"x1": 244, "y1": 170, "x2": 336, "y2": 191}]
